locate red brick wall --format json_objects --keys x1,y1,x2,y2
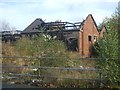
[
  {"x1": 78, "y1": 30, "x2": 83, "y2": 55},
  {"x1": 99, "y1": 26, "x2": 106, "y2": 38},
  {"x1": 78, "y1": 14, "x2": 99, "y2": 57}
]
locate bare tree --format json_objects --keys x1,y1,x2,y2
[{"x1": 0, "y1": 20, "x2": 16, "y2": 31}]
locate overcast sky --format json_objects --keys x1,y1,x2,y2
[{"x1": 0, "y1": 0, "x2": 119, "y2": 30}]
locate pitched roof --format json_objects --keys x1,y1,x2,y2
[
  {"x1": 22, "y1": 14, "x2": 98, "y2": 34},
  {"x1": 22, "y1": 18, "x2": 45, "y2": 33},
  {"x1": 22, "y1": 20, "x2": 82, "y2": 34},
  {"x1": 85, "y1": 14, "x2": 99, "y2": 32}
]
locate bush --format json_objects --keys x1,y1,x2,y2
[
  {"x1": 94, "y1": 14, "x2": 120, "y2": 88},
  {"x1": 2, "y1": 33, "x2": 97, "y2": 87}
]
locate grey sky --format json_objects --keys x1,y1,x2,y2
[{"x1": 0, "y1": 0, "x2": 119, "y2": 30}]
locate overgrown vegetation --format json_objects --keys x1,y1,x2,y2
[
  {"x1": 93, "y1": 9, "x2": 120, "y2": 88},
  {"x1": 2, "y1": 33, "x2": 97, "y2": 88},
  {"x1": 2, "y1": 6, "x2": 120, "y2": 88}
]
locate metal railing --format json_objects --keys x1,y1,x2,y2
[{"x1": 1, "y1": 56, "x2": 103, "y2": 88}]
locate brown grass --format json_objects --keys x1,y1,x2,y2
[{"x1": 2, "y1": 42, "x2": 98, "y2": 88}]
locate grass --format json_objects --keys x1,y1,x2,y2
[{"x1": 2, "y1": 42, "x2": 98, "y2": 88}]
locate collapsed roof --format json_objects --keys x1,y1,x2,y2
[{"x1": 22, "y1": 18, "x2": 83, "y2": 34}]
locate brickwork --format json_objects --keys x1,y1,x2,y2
[
  {"x1": 78, "y1": 14, "x2": 99, "y2": 57},
  {"x1": 99, "y1": 26, "x2": 106, "y2": 38}
]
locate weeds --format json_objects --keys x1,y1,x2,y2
[{"x1": 2, "y1": 34, "x2": 97, "y2": 88}]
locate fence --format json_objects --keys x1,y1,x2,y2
[{"x1": 1, "y1": 56, "x2": 103, "y2": 88}]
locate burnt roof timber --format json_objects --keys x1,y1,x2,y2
[
  {"x1": 21, "y1": 28, "x2": 80, "y2": 34},
  {"x1": 44, "y1": 22, "x2": 82, "y2": 26}
]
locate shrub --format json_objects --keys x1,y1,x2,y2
[{"x1": 94, "y1": 14, "x2": 120, "y2": 88}]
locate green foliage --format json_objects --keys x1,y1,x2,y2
[
  {"x1": 94, "y1": 12, "x2": 120, "y2": 87},
  {"x1": 2, "y1": 34, "x2": 98, "y2": 88},
  {"x1": 14, "y1": 34, "x2": 68, "y2": 67},
  {"x1": 32, "y1": 34, "x2": 68, "y2": 67},
  {"x1": 14, "y1": 37, "x2": 36, "y2": 56},
  {"x1": 91, "y1": 41, "x2": 100, "y2": 57}
]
